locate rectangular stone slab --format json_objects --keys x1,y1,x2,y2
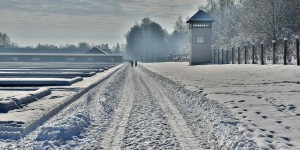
[{"x1": 0, "y1": 77, "x2": 82, "y2": 86}]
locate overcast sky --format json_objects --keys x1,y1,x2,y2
[{"x1": 0, "y1": 0, "x2": 207, "y2": 47}]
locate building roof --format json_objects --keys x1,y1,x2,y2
[
  {"x1": 0, "y1": 53, "x2": 122, "y2": 56},
  {"x1": 85, "y1": 47, "x2": 108, "y2": 54},
  {"x1": 187, "y1": 10, "x2": 215, "y2": 23}
]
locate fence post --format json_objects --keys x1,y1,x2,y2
[
  {"x1": 284, "y1": 38, "x2": 288, "y2": 65},
  {"x1": 261, "y1": 42, "x2": 264, "y2": 65},
  {"x1": 213, "y1": 49, "x2": 216, "y2": 63},
  {"x1": 244, "y1": 45, "x2": 247, "y2": 64},
  {"x1": 296, "y1": 36, "x2": 300, "y2": 66},
  {"x1": 272, "y1": 40, "x2": 276, "y2": 64},
  {"x1": 218, "y1": 49, "x2": 220, "y2": 64},
  {"x1": 252, "y1": 44, "x2": 255, "y2": 64},
  {"x1": 238, "y1": 47, "x2": 241, "y2": 64},
  {"x1": 226, "y1": 50, "x2": 229, "y2": 64},
  {"x1": 232, "y1": 48, "x2": 234, "y2": 64},
  {"x1": 222, "y1": 49, "x2": 224, "y2": 64}
]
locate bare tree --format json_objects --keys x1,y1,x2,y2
[{"x1": 241, "y1": 0, "x2": 300, "y2": 41}]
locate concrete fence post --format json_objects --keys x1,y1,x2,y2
[
  {"x1": 222, "y1": 49, "x2": 224, "y2": 64},
  {"x1": 284, "y1": 38, "x2": 288, "y2": 65},
  {"x1": 261, "y1": 42, "x2": 264, "y2": 65},
  {"x1": 272, "y1": 40, "x2": 276, "y2": 64},
  {"x1": 213, "y1": 49, "x2": 216, "y2": 63},
  {"x1": 252, "y1": 44, "x2": 255, "y2": 64},
  {"x1": 232, "y1": 47, "x2": 234, "y2": 64},
  {"x1": 218, "y1": 49, "x2": 220, "y2": 64},
  {"x1": 238, "y1": 47, "x2": 241, "y2": 64},
  {"x1": 296, "y1": 36, "x2": 300, "y2": 66},
  {"x1": 226, "y1": 50, "x2": 229, "y2": 64},
  {"x1": 244, "y1": 45, "x2": 247, "y2": 64}
]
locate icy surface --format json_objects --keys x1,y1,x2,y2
[{"x1": 142, "y1": 62, "x2": 300, "y2": 149}]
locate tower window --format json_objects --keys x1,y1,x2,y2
[
  {"x1": 196, "y1": 37, "x2": 204, "y2": 43},
  {"x1": 192, "y1": 23, "x2": 210, "y2": 28}
]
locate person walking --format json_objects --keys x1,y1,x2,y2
[{"x1": 130, "y1": 60, "x2": 133, "y2": 67}]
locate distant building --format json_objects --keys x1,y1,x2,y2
[
  {"x1": 187, "y1": 10, "x2": 215, "y2": 65},
  {"x1": 86, "y1": 47, "x2": 108, "y2": 54},
  {"x1": 0, "y1": 47, "x2": 122, "y2": 63},
  {"x1": 101, "y1": 47, "x2": 112, "y2": 54},
  {"x1": 0, "y1": 53, "x2": 123, "y2": 63}
]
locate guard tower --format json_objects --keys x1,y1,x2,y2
[{"x1": 187, "y1": 10, "x2": 215, "y2": 65}]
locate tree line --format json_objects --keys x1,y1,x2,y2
[
  {"x1": 206, "y1": 0, "x2": 300, "y2": 59},
  {"x1": 125, "y1": 0, "x2": 300, "y2": 62},
  {"x1": 125, "y1": 17, "x2": 189, "y2": 62},
  {"x1": 0, "y1": 32, "x2": 18, "y2": 48},
  {"x1": 0, "y1": 32, "x2": 122, "y2": 54}
]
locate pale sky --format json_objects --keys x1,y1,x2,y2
[{"x1": 0, "y1": 0, "x2": 207, "y2": 47}]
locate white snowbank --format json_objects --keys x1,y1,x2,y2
[
  {"x1": 0, "y1": 72, "x2": 96, "y2": 77},
  {"x1": 36, "y1": 111, "x2": 91, "y2": 141},
  {"x1": 0, "y1": 77, "x2": 83, "y2": 86},
  {"x1": 0, "y1": 69, "x2": 99, "y2": 73},
  {"x1": 0, "y1": 88, "x2": 51, "y2": 113}
]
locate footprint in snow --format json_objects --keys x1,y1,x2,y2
[
  {"x1": 257, "y1": 95, "x2": 263, "y2": 99},
  {"x1": 251, "y1": 123, "x2": 257, "y2": 127},
  {"x1": 269, "y1": 131, "x2": 275, "y2": 134},
  {"x1": 288, "y1": 104, "x2": 296, "y2": 111},
  {"x1": 281, "y1": 136, "x2": 290, "y2": 141},
  {"x1": 266, "y1": 134, "x2": 274, "y2": 138},
  {"x1": 260, "y1": 128, "x2": 266, "y2": 131},
  {"x1": 261, "y1": 116, "x2": 268, "y2": 119}
]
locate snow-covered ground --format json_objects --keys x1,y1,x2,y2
[
  {"x1": 0, "y1": 64, "x2": 121, "y2": 137},
  {"x1": 142, "y1": 62, "x2": 300, "y2": 149},
  {"x1": 3, "y1": 62, "x2": 298, "y2": 149},
  {"x1": 0, "y1": 64, "x2": 127, "y2": 149},
  {"x1": 1, "y1": 63, "x2": 258, "y2": 149}
]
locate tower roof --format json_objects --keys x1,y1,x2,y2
[{"x1": 187, "y1": 10, "x2": 215, "y2": 23}]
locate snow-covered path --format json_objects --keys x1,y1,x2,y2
[
  {"x1": 100, "y1": 69, "x2": 135, "y2": 149},
  {"x1": 121, "y1": 68, "x2": 202, "y2": 149},
  {"x1": 101, "y1": 67, "x2": 201, "y2": 149}
]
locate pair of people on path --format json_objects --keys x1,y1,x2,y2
[{"x1": 130, "y1": 60, "x2": 137, "y2": 67}]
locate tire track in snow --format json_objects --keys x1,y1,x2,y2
[
  {"x1": 100, "y1": 69, "x2": 135, "y2": 149},
  {"x1": 136, "y1": 68, "x2": 202, "y2": 149},
  {"x1": 121, "y1": 68, "x2": 180, "y2": 149}
]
